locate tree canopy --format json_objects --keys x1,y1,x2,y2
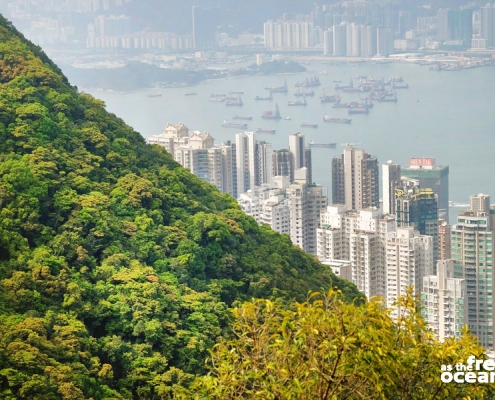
[{"x1": 0, "y1": 14, "x2": 360, "y2": 399}]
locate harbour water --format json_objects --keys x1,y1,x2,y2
[{"x1": 83, "y1": 61, "x2": 495, "y2": 223}]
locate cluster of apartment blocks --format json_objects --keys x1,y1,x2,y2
[{"x1": 149, "y1": 124, "x2": 495, "y2": 349}]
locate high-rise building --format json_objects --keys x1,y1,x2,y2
[
  {"x1": 386, "y1": 227, "x2": 434, "y2": 316},
  {"x1": 448, "y1": 8, "x2": 473, "y2": 46},
  {"x1": 289, "y1": 133, "x2": 306, "y2": 169},
  {"x1": 323, "y1": 28, "x2": 334, "y2": 55},
  {"x1": 263, "y1": 19, "x2": 318, "y2": 50},
  {"x1": 452, "y1": 194, "x2": 495, "y2": 349},
  {"x1": 346, "y1": 22, "x2": 361, "y2": 56},
  {"x1": 437, "y1": 8, "x2": 450, "y2": 41},
  {"x1": 382, "y1": 161, "x2": 401, "y2": 215},
  {"x1": 332, "y1": 145, "x2": 379, "y2": 211},
  {"x1": 273, "y1": 150, "x2": 295, "y2": 183},
  {"x1": 236, "y1": 132, "x2": 257, "y2": 195},
  {"x1": 376, "y1": 26, "x2": 393, "y2": 56},
  {"x1": 422, "y1": 259, "x2": 467, "y2": 341},
  {"x1": 288, "y1": 169, "x2": 327, "y2": 254},
  {"x1": 438, "y1": 219, "x2": 452, "y2": 260},
  {"x1": 401, "y1": 158, "x2": 449, "y2": 220},
  {"x1": 317, "y1": 205, "x2": 397, "y2": 299},
  {"x1": 360, "y1": 25, "x2": 377, "y2": 57},
  {"x1": 395, "y1": 181, "x2": 439, "y2": 268},
  {"x1": 238, "y1": 177, "x2": 291, "y2": 235},
  {"x1": 256, "y1": 141, "x2": 273, "y2": 188},
  {"x1": 333, "y1": 23, "x2": 347, "y2": 55},
  {"x1": 481, "y1": 3, "x2": 495, "y2": 48}
]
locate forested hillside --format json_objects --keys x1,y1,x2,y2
[{"x1": 0, "y1": 15, "x2": 361, "y2": 399}]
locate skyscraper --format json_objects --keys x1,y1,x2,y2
[
  {"x1": 236, "y1": 132, "x2": 257, "y2": 195},
  {"x1": 452, "y1": 194, "x2": 495, "y2": 349},
  {"x1": 289, "y1": 133, "x2": 306, "y2": 169},
  {"x1": 401, "y1": 158, "x2": 449, "y2": 220},
  {"x1": 332, "y1": 145, "x2": 379, "y2": 211},
  {"x1": 481, "y1": 3, "x2": 495, "y2": 48},
  {"x1": 333, "y1": 23, "x2": 347, "y2": 55},
  {"x1": 395, "y1": 182, "x2": 439, "y2": 268},
  {"x1": 382, "y1": 161, "x2": 401, "y2": 215}
]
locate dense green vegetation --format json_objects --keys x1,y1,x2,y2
[
  {"x1": 0, "y1": 15, "x2": 360, "y2": 399},
  {"x1": 186, "y1": 290, "x2": 494, "y2": 400}
]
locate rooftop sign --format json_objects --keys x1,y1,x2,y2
[{"x1": 409, "y1": 158, "x2": 435, "y2": 167}]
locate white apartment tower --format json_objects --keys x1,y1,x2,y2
[
  {"x1": 287, "y1": 169, "x2": 328, "y2": 254},
  {"x1": 236, "y1": 132, "x2": 257, "y2": 195},
  {"x1": 386, "y1": 227, "x2": 434, "y2": 315},
  {"x1": 317, "y1": 205, "x2": 397, "y2": 298},
  {"x1": 422, "y1": 259, "x2": 467, "y2": 342}
]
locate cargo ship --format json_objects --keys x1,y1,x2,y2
[
  {"x1": 229, "y1": 91, "x2": 244, "y2": 94},
  {"x1": 148, "y1": 92, "x2": 162, "y2": 97},
  {"x1": 320, "y1": 91, "x2": 340, "y2": 103},
  {"x1": 287, "y1": 98, "x2": 307, "y2": 106},
  {"x1": 256, "y1": 128, "x2": 276, "y2": 134},
  {"x1": 332, "y1": 102, "x2": 352, "y2": 108},
  {"x1": 226, "y1": 96, "x2": 243, "y2": 106},
  {"x1": 309, "y1": 140, "x2": 336, "y2": 148},
  {"x1": 209, "y1": 98, "x2": 226, "y2": 102},
  {"x1": 348, "y1": 107, "x2": 369, "y2": 114},
  {"x1": 294, "y1": 89, "x2": 315, "y2": 97},
  {"x1": 265, "y1": 79, "x2": 288, "y2": 93},
  {"x1": 232, "y1": 115, "x2": 253, "y2": 120},
  {"x1": 222, "y1": 119, "x2": 248, "y2": 129},
  {"x1": 255, "y1": 94, "x2": 273, "y2": 100},
  {"x1": 393, "y1": 84, "x2": 409, "y2": 89},
  {"x1": 295, "y1": 76, "x2": 321, "y2": 87},
  {"x1": 376, "y1": 95, "x2": 398, "y2": 103},
  {"x1": 210, "y1": 93, "x2": 226, "y2": 98},
  {"x1": 301, "y1": 123, "x2": 318, "y2": 128},
  {"x1": 261, "y1": 103, "x2": 282, "y2": 119},
  {"x1": 323, "y1": 115, "x2": 352, "y2": 124},
  {"x1": 182, "y1": 92, "x2": 197, "y2": 96}
]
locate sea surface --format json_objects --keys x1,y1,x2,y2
[{"x1": 82, "y1": 61, "x2": 495, "y2": 224}]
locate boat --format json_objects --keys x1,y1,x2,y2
[
  {"x1": 301, "y1": 123, "x2": 318, "y2": 128},
  {"x1": 211, "y1": 93, "x2": 226, "y2": 98},
  {"x1": 323, "y1": 115, "x2": 352, "y2": 124},
  {"x1": 348, "y1": 107, "x2": 369, "y2": 114},
  {"x1": 287, "y1": 98, "x2": 307, "y2": 106},
  {"x1": 226, "y1": 96, "x2": 243, "y2": 106},
  {"x1": 294, "y1": 89, "x2": 315, "y2": 97},
  {"x1": 295, "y1": 76, "x2": 321, "y2": 87},
  {"x1": 332, "y1": 102, "x2": 352, "y2": 108},
  {"x1": 376, "y1": 95, "x2": 398, "y2": 103},
  {"x1": 222, "y1": 119, "x2": 248, "y2": 129},
  {"x1": 333, "y1": 80, "x2": 342, "y2": 83},
  {"x1": 256, "y1": 128, "x2": 276, "y2": 134},
  {"x1": 308, "y1": 140, "x2": 337, "y2": 148},
  {"x1": 284, "y1": 116, "x2": 291, "y2": 120},
  {"x1": 182, "y1": 92, "x2": 197, "y2": 96},
  {"x1": 209, "y1": 98, "x2": 226, "y2": 102},
  {"x1": 148, "y1": 92, "x2": 162, "y2": 97},
  {"x1": 229, "y1": 91, "x2": 244, "y2": 94},
  {"x1": 393, "y1": 84, "x2": 409, "y2": 89},
  {"x1": 320, "y1": 91, "x2": 340, "y2": 103},
  {"x1": 255, "y1": 94, "x2": 273, "y2": 100},
  {"x1": 261, "y1": 103, "x2": 282, "y2": 120},
  {"x1": 265, "y1": 79, "x2": 288, "y2": 93},
  {"x1": 232, "y1": 115, "x2": 253, "y2": 120}
]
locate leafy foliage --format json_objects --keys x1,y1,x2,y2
[
  {"x1": 0, "y1": 14, "x2": 360, "y2": 398},
  {"x1": 188, "y1": 289, "x2": 494, "y2": 400}
]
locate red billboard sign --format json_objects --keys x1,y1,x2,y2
[{"x1": 409, "y1": 158, "x2": 435, "y2": 167}]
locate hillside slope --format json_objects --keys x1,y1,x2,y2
[{"x1": 0, "y1": 15, "x2": 361, "y2": 399}]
